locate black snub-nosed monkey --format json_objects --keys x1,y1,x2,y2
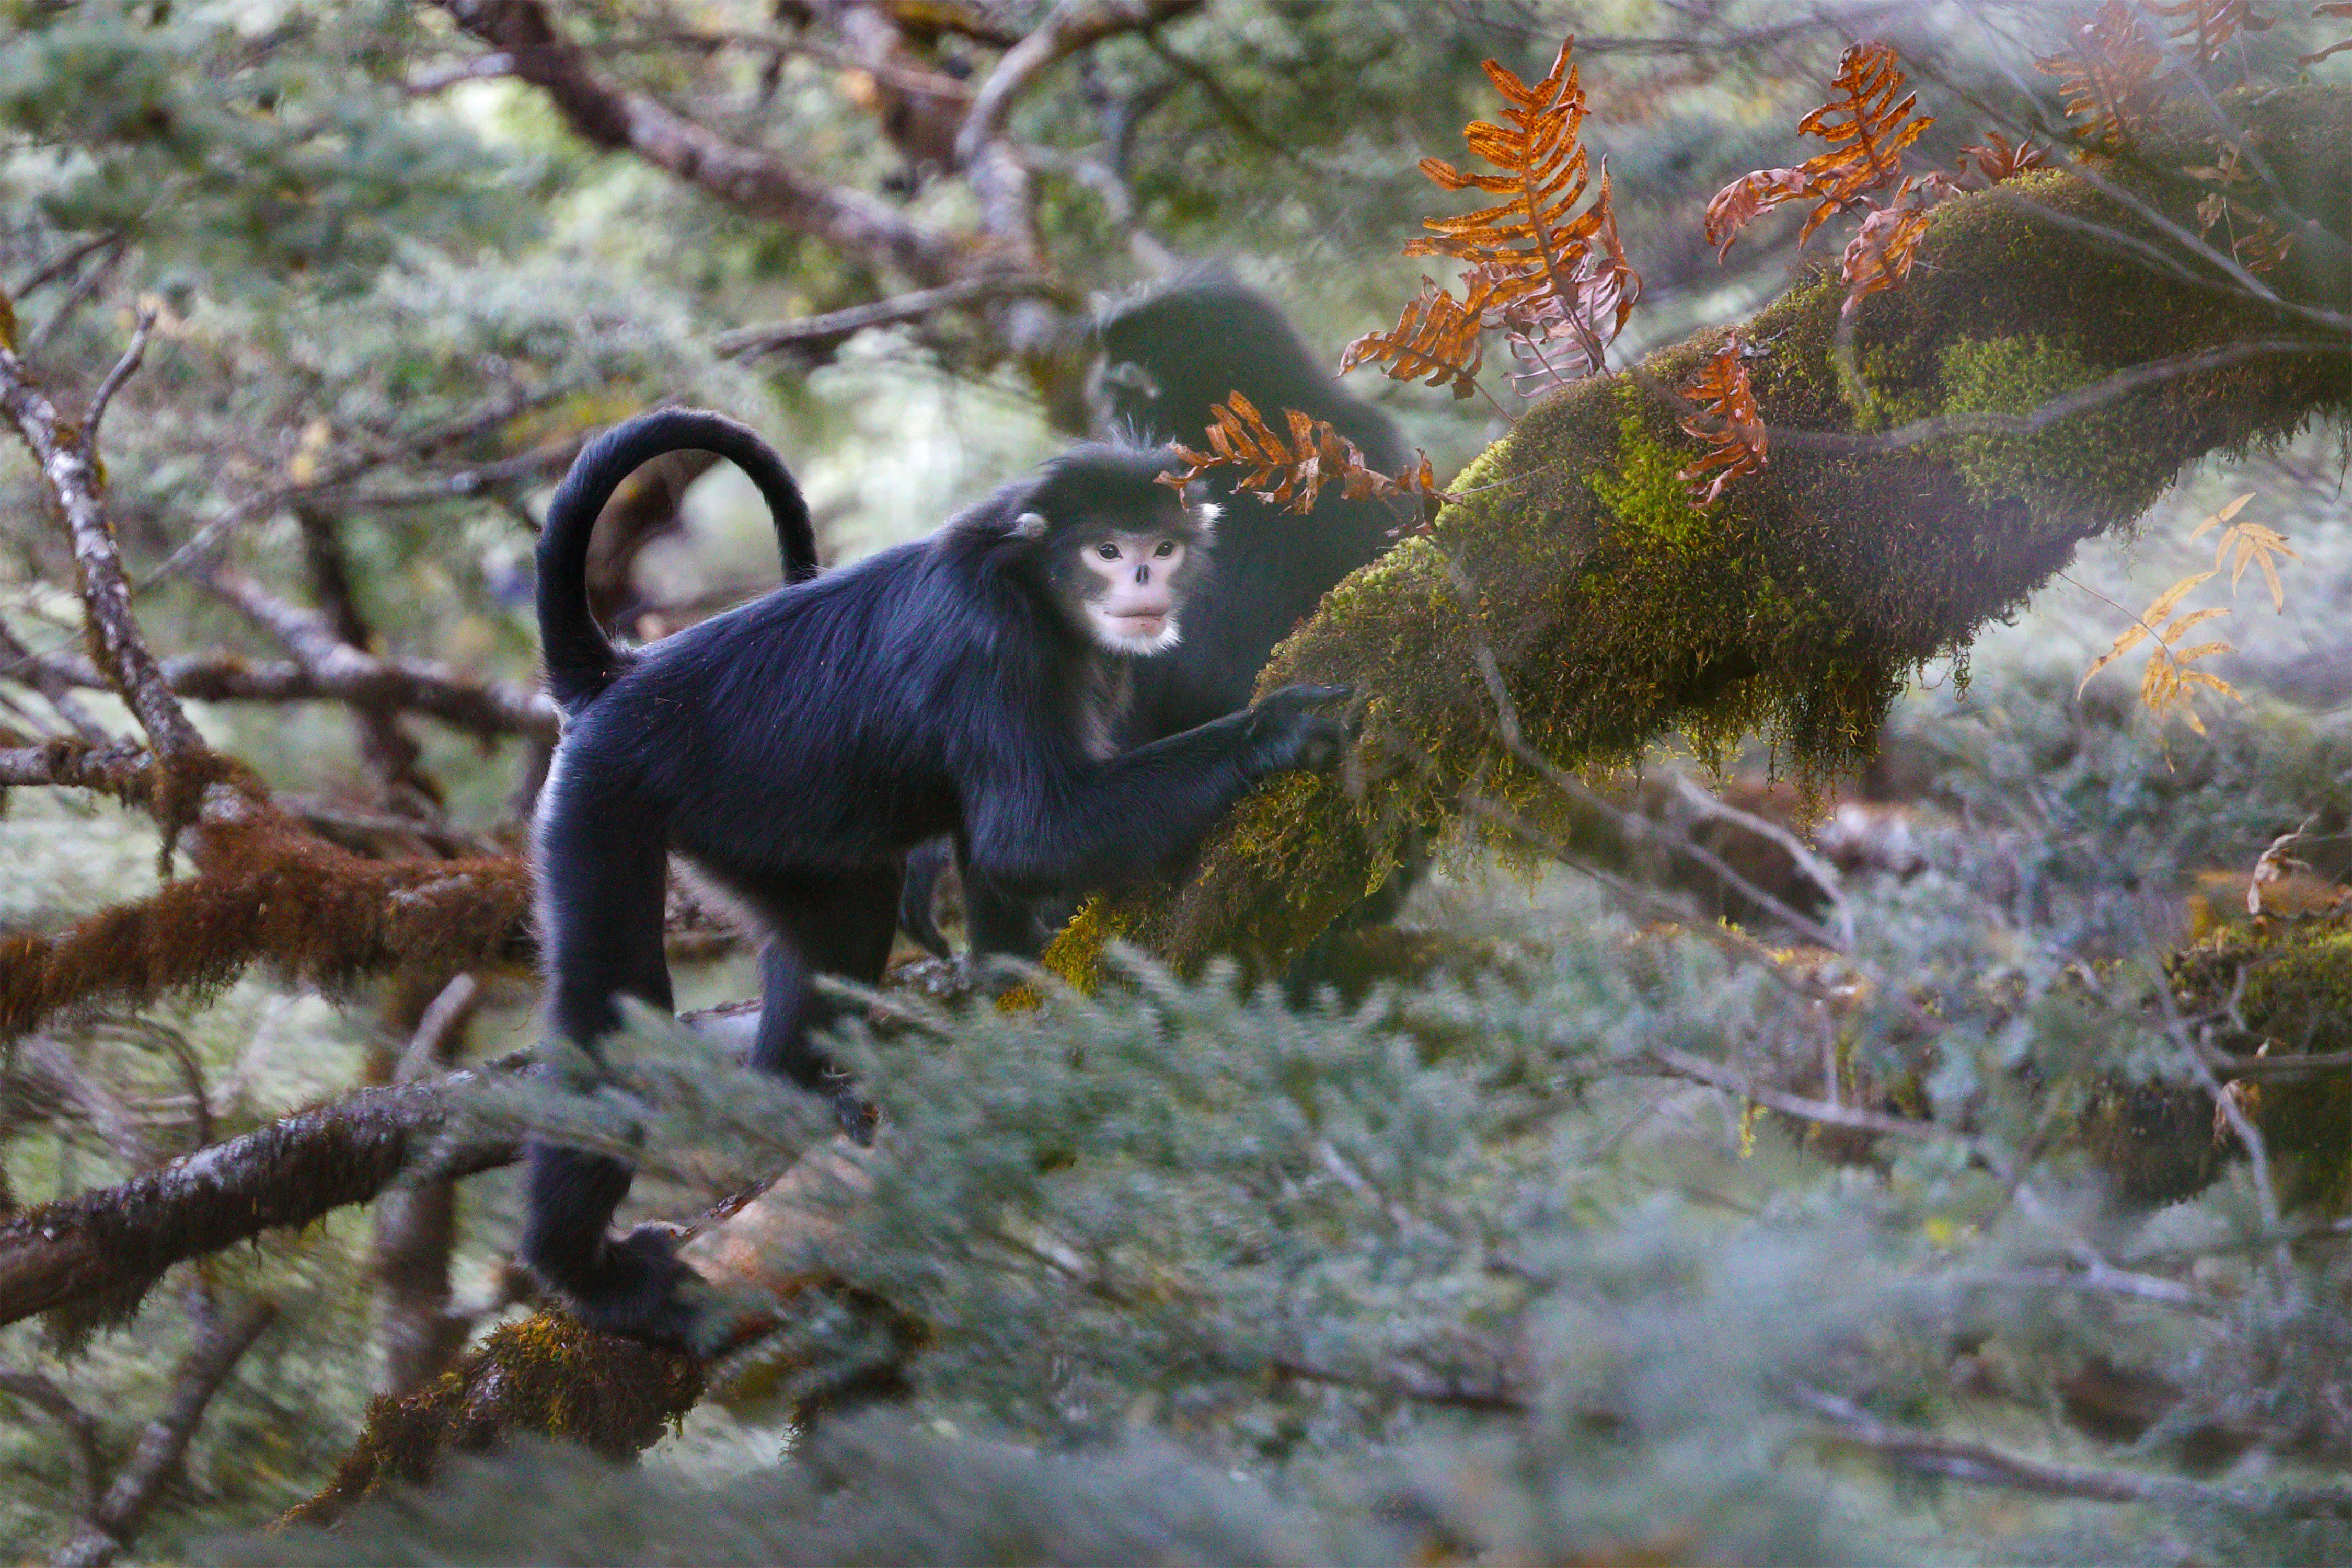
[
  {"x1": 525, "y1": 407, "x2": 1350, "y2": 1343},
  {"x1": 906, "y1": 275, "x2": 1415, "y2": 963}
]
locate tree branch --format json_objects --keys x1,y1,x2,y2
[
  {"x1": 0, "y1": 1055, "x2": 526, "y2": 1330},
  {"x1": 3, "y1": 631, "x2": 561, "y2": 744},
  {"x1": 435, "y1": 0, "x2": 960, "y2": 283},
  {"x1": 711, "y1": 274, "x2": 1063, "y2": 361},
  {"x1": 1791, "y1": 1382, "x2": 2352, "y2": 1516},
  {"x1": 0, "y1": 311, "x2": 205, "y2": 770},
  {"x1": 954, "y1": 0, "x2": 1207, "y2": 165}
]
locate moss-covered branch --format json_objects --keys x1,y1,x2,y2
[{"x1": 1058, "y1": 87, "x2": 2352, "y2": 982}]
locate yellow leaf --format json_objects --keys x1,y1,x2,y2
[
  {"x1": 2157, "y1": 604, "x2": 2229, "y2": 644},
  {"x1": 2079, "y1": 624, "x2": 2149, "y2": 695},
  {"x1": 2187, "y1": 490, "x2": 2255, "y2": 540},
  {"x1": 2140, "y1": 568, "x2": 2216, "y2": 627}
]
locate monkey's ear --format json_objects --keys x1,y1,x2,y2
[
  {"x1": 1010, "y1": 511, "x2": 1049, "y2": 541},
  {"x1": 1191, "y1": 500, "x2": 1222, "y2": 537}
]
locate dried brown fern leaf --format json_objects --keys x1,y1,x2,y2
[
  {"x1": 2038, "y1": 1, "x2": 2167, "y2": 149},
  {"x1": 1705, "y1": 42, "x2": 1932, "y2": 260},
  {"x1": 2304, "y1": 2, "x2": 2352, "y2": 64},
  {"x1": 1955, "y1": 131, "x2": 2050, "y2": 186},
  {"x1": 2150, "y1": 0, "x2": 2273, "y2": 64},
  {"x1": 1340, "y1": 276, "x2": 1492, "y2": 399},
  {"x1": 1676, "y1": 337, "x2": 1768, "y2": 506},
  {"x1": 1162, "y1": 391, "x2": 1455, "y2": 531},
  {"x1": 1840, "y1": 172, "x2": 1962, "y2": 316},
  {"x1": 1841, "y1": 200, "x2": 1939, "y2": 317}
]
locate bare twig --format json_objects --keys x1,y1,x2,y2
[
  {"x1": 712, "y1": 275, "x2": 1064, "y2": 361},
  {"x1": 80, "y1": 306, "x2": 154, "y2": 451},
  {"x1": 0, "y1": 612, "x2": 112, "y2": 744},
  {"x1": 1791, "y1": 1381, "x2": 2352, "y2": 1515},
  {"x1": 0, "y1": 1369, "x2": 104, "y2": 1516},
  {"x1": 1649, "y1": 1044, "x2": 1973, "y2": 1146},
  {"x1": 49, "y1": 1298, "x2": 279, "y2": 1568}
]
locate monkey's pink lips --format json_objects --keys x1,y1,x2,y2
[{"x1": 1112, "y1": 612, "x2": 1169, "y2": 637}]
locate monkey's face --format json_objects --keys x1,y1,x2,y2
[{"x1": 1071, "y1": 526, "x2": 1196, "y2": 654}]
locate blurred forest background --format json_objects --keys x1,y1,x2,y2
[{"x1": 2, "y1": 0, "x2": 2351, "y2": 1563}]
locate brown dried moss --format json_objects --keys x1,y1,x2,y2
[{"x1": 0, "y1": 797, "x2": 533, "y2": 1040}]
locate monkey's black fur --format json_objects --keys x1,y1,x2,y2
[
  {"x1": 526, "y1": 408, "x2": 1347, "y2": 1342},
  {"x1": 904, "y1": 278, "x2": 1411, "y2": 961}
]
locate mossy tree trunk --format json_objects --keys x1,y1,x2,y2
[{"x1": 1054, "y1": 87, "x2": 2352, "y2": 983}]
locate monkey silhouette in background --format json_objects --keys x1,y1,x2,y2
[
  {"x1": 524, "y1": 408, "x2": 1350, "y2": 1342},
  {"x1": 905, "y1": 276, "x2": 1414, "y2": 961}
]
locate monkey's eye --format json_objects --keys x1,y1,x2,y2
[
  {"x1": 1094, "y1": 541, "x2": 1120, "y2": 561},
  {"x1": 1154, "y1": 539, "x2": 1176, "y2": 558}
]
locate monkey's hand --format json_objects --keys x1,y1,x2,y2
[{"x1": 1246, "y1": 683, "x2": 1354, "y2": 775}]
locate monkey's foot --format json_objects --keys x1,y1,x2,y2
[{"x1": 552, "y1": 1225, "x2": 716, "y2": 1347}]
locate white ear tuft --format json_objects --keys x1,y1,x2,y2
[
  {"x1": 1011, "y1": 511, "x2": 1048, "y2": 541},
  {"x1": 1191, "y1": 501, "x2": 1223, "y2": 535}
]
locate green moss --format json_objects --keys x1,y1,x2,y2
[
  {"x1": 1933, "y1": 334, "x2": 2180, "y2": 533},
  {"x1": 1588, "y1": 408, "x2": 1715, "y2": 552},
  {"x1": 281, "y1": 1315, "x2": 704, "y2": 1528}
]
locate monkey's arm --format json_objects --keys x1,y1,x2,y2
[{"x1": 964, "y1": 685, "x2": 1346, "y2": 894}]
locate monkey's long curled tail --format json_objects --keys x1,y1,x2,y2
[{"x1": 537, "y1": 408, "x2": 817, "y2": 712}]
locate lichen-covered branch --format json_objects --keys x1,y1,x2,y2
[
  {"x1": 0, "y1": 309, "x2": 207, "y2": 772},
  {"x1": 0, "y1": 1056, "x2": 524, "y2": 1330},
  {"x1": 284, "y1": 1139, "x2": 890, "y2": 1528},
  {"x1": 435, "y1": 0, "x2": 959, "y2": 283},
  {"x1": 1062, "y1": 87, "x2": 2352, "y2": 982}
]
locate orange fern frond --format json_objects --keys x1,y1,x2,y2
[
  {"x1": 1676, "y1": 337, "x2": 1768, "y2": 506},
  {"x1": 1340, "y1": 276, "x2": 1491, "y2": 399},
  {"x1": 1840, "y1": 187, "x2": 1941, "y2": 317},
  {"x1": 1704, "y1": 41, "x2": 1931, "y2": 259},
  {"x1": 1359, "y1": 34, "x2": 1638, "y2": 399},
  {"x1": 2037, "y1": 1, "x2": 2166, "y2": 149},
  {"x1": 1161, "y1": 391, "x2": 1456, "y2": 528},
  {"x1": 1955, "y1": 131, "x2": 2050, "y2": 186}
]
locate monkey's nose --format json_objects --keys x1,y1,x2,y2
[{"x1": 1133, "y1": 565, "x2": 1150, "y2": 585}]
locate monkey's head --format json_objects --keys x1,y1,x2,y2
[
  {"x1": 989, "y1": 443, "x2": 1219, "y2": 656},
  {"x1": 1093, "y1": 275, "x2": 1328, "y2": 443}
]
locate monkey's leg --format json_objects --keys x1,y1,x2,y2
[
  {"x1": 742, "y1": 861, "x2": 904, "y2": 1139},
  {"x1": 522, "y1": 798, "x2": 696, "y2": 1340},
  {"x1": 895, "y1": 836, "x2": 958, "y2": 959}
]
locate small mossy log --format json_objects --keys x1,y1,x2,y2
[
  {"x1": 1052, "y1": 88, "x2": 2352, "y2": 984},
  {"x1": 278, "y1": 1315, "x2": 705, "y2": 1530},
  {"x1": 282, "y1": 1140, "x2": 908, "y2": 1526}
]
